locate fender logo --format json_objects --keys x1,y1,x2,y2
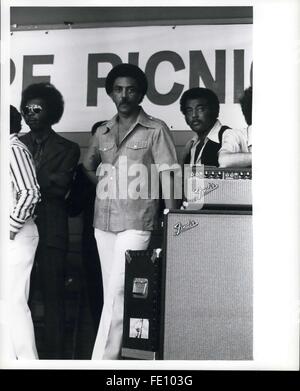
[
  {"x1": 190, "y1": 181, "x2": 219, "y2": 198},
  {"x1": 173, "y1": 220, "x2": 199, "y2": 236}
]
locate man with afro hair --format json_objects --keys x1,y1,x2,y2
[{"x1": 21, "y1": 82, "x2": 80, "y2": 359}]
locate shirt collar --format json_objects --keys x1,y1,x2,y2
[
  {"x1": 191, "y1": 119, "x2": 222, "y2": 145},
  {"x1": 10, "y1": 133, "x2": 19, "y2": 142},
  {"x1": 103, "y1": 106, "x2": 154, "y2": 134},
  {"x1": 136, "y1": 107, "x2": 157, "y2": 128}
]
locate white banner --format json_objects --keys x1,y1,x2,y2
[{"x1": 10, "y1": 24, "x2": 252, "y2": 132}]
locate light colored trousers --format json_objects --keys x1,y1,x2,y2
[
  {"x1": 92, "y1": 229, "x2": 151, "y2": 360},
  {"x1": 4, "y1": 219, "x2": 39, "y2": 360}
]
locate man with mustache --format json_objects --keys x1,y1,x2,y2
[
  {"x1": 83, "y1": 63, "x2": 178, "y2": 359},
  {"x1": 180, "y1": 87, "x2": 230, "y2": 167}
]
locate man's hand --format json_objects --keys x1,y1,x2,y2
[{"x1": 10, "y1": 231, "x2": 17, "y2": 240}]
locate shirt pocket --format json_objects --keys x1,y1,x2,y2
[
  {"x1": 99, "y1": 142, "x2": 115, "y2": 162},
  {"x1": 99, "y1": 142, "x2": 115, "y2": 152},
  {"x1": 126, "y1": 140, "x2": 148, "y2": 150},
  {"x1": 126, "y1": 140, "x2": 149, "y2": 162}
]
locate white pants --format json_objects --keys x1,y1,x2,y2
[
  {"x1": 92, "y1": 229, "x2": 151, "y2": 360},
  {"x1": 4, "y1": 219, "x2": 39, "y2": 360}
]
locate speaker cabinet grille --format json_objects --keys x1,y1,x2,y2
[
  {"x1": 162, "y1": 210, "x2": 252, "y2": 360},
  {"x1": 202, "y1": 179, "x2": 252, "y2": 205}
]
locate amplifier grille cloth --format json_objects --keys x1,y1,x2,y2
[
  {"x1": 164, "y1": 213, "x2": 253, "y2": 360},
  {"x1": 203, "y1": 179, "x2": 252, "y2": 205},
  {"x1": 195, "y1": 178, "x2": 252, "y2": 205}
]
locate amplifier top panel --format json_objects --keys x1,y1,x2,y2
[{"x1": 196, "y1": 166, "x2": 252, "y2": 180}]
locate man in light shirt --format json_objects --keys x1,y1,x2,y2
[
  {"x1": 180, "y1": 87, "x2": 231, "y2": 167},
  {"x1": 83, "y1": 63, "x2": 179, "y2": 359},
  {"x1": 218, "y1": 87, "x2": 252, "y2": 168}
]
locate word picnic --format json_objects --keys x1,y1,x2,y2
[{"x1": 11, "y1": 49, "x2": 250, "y2": 106}]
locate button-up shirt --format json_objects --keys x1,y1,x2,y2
[
  {"x1": 10, "y1": 134, "x2": 41, "y2": 233},
  {"x1": 189, "y1": 119, "x2": 224, "y2": 165},
  {"x1": 83, "y1": 107, "x2": 178, "y2": 232},
  {"x1": 218, "y1": 125, "x2": 252, "y2": 154}
]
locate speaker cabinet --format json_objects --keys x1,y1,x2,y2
[
  {"x1": 122, "y1": 249, "x2": 162, "y2": 360},
  {"x1": 160, "y1": 208, "x2": 253, "y2": 360}
]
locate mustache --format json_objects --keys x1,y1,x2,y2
[
  {"x1": 191, "y1": 120, "x2": 203, "y2": 125},
  {"x1": 119, "y1": 98, "x2": 130, "y2": 105}
]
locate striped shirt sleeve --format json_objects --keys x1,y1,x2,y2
[{"x1": 10, "y1": 143, "x2": 41, "y2": 233}]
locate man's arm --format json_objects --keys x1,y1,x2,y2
[
  {"x1": 82, "y1": 131, "x2": 102, "y2": 186},
  {"x1": 160, "y1": 171, "x2": 181, "y2": 210},
  {"x1": 218, "y1": 128, "x2": 252, "y2": 168},
  {"x1": 81, "y1": 166, "x2": 98, "y2": 186},
  {"x1": 152, "y1": 124, "x2": 181, "y2": 210},
  {"x1": 218, "y1": 151, "x2": 252, "y2": 168},
  {"x1": 10, "y1": 145, "x2": 41, "y2": 238}
]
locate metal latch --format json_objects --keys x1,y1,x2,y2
[{"x1": 132, "y1": 278, "x2": 148, "y2": 298}]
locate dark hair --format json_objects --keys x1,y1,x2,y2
[
  {"x1": 180, "y1": 87, "x2": 220, "y2": 120},
  {"x1": 20, "y1": 82, "x2": 64, "y2": 125},
  {"x1": 10, "y1": 105, "x2": 22, "y2": 134},
  {"x1": 239, "y1": 87, "x2": 252, "y2": 126},
  {"x1": 91, "y1": 120, "x2": 107, "y2": 136},
  {"x1": 105, "y1": 63, "x2": 148, "y2": 103}
]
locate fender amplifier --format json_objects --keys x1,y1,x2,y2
[
  {"x1": 122, "y1": 249, "x2": 162, "y2": 360},
  {"x1": 160, "y1": 208, "x2": 253, "y2": 360},
  {"x1": 184, "y1": 166, "x2": 252, "y2": 208}
]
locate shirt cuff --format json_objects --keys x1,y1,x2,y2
[
  {"x1": 10, "y1": 215, "x2": 25, "y2": 233},
  {"x1": 156, "y1": 163, "x2": 181, "y2": 173}
]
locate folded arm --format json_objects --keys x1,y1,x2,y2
[
  {"x1": 218, "y1": 128, "x2": 252, "y2": 168},
  {"x1": 218, "y1": 151, "x2": 252, "y2": 168},
  {"x1": 10, "y1": 145, "x2": 41, "y2": 237}
]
